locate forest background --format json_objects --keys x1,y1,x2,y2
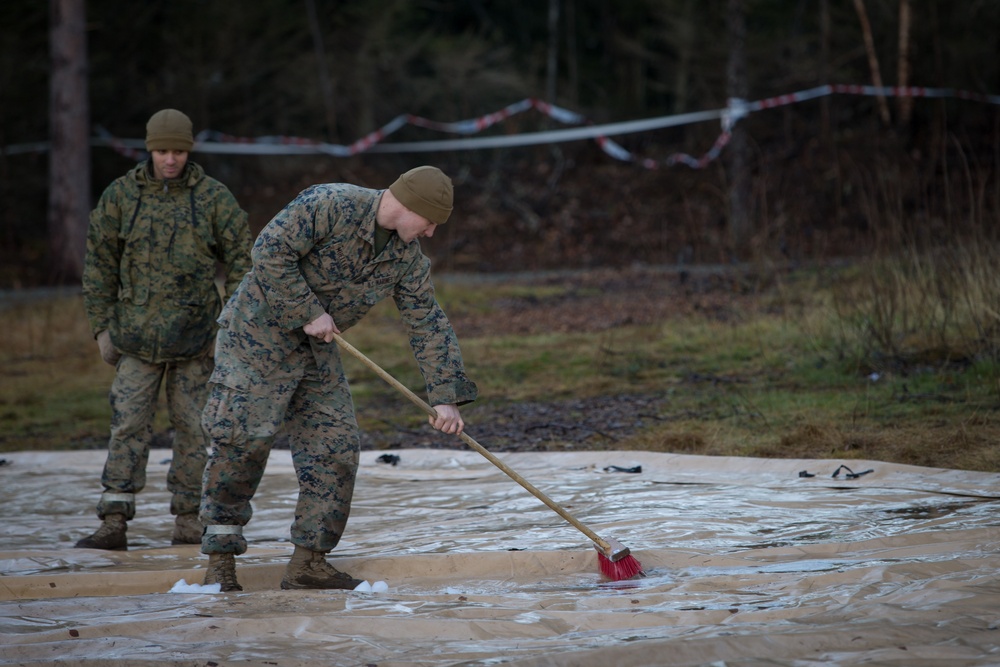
[
  {"x1": 2, "y1": 1, "x2": 1000, "y2": 471},
  {"x1": 3, "y1": 0, "x2": 999, "y2": 283}
]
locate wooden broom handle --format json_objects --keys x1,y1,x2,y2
[{"x1": 332, "y1": 332, "x2": 612, "y2": 552}]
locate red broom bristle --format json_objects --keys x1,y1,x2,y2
[{"x1": 598, "y1": 552, "x2": 644, "y2": 581}]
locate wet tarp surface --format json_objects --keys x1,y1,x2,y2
[{"x1": 2, "y1": 448, "x2": 999, "y2": 666}]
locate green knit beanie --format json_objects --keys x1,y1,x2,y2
[
  {"x1": 388, "y1": 166, "x2": 454, "y2": 224},
  {"x1": 145, "y1": 109, "x2": 194, "y2": 152}
]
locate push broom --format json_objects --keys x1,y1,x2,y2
[{"x1": 333, "y1": 333, "x2": 644, "y2": 581}]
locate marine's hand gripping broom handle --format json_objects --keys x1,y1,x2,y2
[{"x1": 332, "y1": 333, "x2": 632, "y2": 563}]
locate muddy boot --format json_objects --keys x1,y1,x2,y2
[
  {"x1": 280, "y1": 545, "x2": 363, "y2": 590},
  {"x1": 204, "y1": 553, "x2": 242, "y2": 592},
  {"x1": 171, "y1": 514, "x2": 202, "y2": 545},
  {"x1": 74, "y1": 514, "x2": 128, "y2": 550}
]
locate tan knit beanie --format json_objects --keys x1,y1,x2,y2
[
  {"x1": 145, "y1": 109, "x2": 194, "y2": 152},
  {"x1": 388, "y1": 166, "x2": 453, "y2": 224}
]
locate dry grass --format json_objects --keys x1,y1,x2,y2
[
  {"x1": 2, "y1": 259, "x2": 999, "y2": 474},
  {"x1": 1, "y1": 292, "x2": 119, "y2": 449}
]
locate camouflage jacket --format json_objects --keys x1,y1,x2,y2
[
  {"x1": 82, "y1": 160, "x2": 251, "y2": 363},
  {"x1": 215, "y1": 183, "x2": 478, "y2": 407}
]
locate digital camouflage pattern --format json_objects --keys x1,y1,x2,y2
[
  {"x1": 200, "y1": 183, "x2": 477, "y2": 555},
  {"x1": 200, "y1": 342, "x2": 360, "y2": 554},
  {"x1": 211, "y1": 183, "x2": 476, "y2": 406},
  {"x1": 83, "y1": 160, "x2": 251, "y2": 363},
  {"x1": 81, "y1": 159, "x2": 251, "y2": 524},
  {"x1": 98, "y1": 353, "x2": 214, "y2": 519}
]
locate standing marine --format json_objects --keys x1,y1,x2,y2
[{"x1": 78, "y1": 109, "x2": 252, "y2": 550}]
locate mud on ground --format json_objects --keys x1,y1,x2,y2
[{"x1": 352, "y1": 264, "x2": 774, "y2": 453}]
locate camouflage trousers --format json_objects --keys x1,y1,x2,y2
[
  {"x1": 199, "y1": 338, "x2": 360, "y2": 556},
  {"x1": 96, "y1": 352, "x2": 213, "y2": 520}
]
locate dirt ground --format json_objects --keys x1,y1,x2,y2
[
  {"x1": 318, "y1": 264, "x2": 766, "y2": 454},
  {"x1": 352, "y1": 390, "x2": 671, "y2": 453}
]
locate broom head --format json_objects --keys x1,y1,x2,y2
[{"x1": 596, "y1": 537, "x2": 644, "y2": 581}]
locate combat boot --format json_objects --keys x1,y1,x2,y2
[
  {"x1": 171, "y1": 514, "x2": 202, "y2": 545},
  {"x1": 280, "y1": 545, "x2": 363, "y2": 590},
  {"x1": 74, "y1": 514, "x2": 128, "y2": 550},
  {"x1": 204, "y1": 553, "x2": 242, "y2": 592}
]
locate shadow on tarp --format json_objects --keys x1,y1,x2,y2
[{"x1": 2, "y1": 448, "x2": 1000, "y2": 666}]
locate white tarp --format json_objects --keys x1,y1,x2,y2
[{"x1": 2, "y1": 448, "x2": 999, "y2": 666}]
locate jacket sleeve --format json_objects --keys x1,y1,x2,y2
[
  {"x1": 81, "y1": 183, "x2": 125, "y2": 337},
  {"x1": 393, "y1": 252, "x2": 478, "y2": 407},
  {"x1": 210, "y1": 186, "x2": 252, "y2": 301}
]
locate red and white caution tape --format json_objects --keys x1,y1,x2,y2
[{"x1": 6, "y1": 85, "x2": 998, "y2": 170}]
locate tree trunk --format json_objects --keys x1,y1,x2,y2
[
  {"x1": 48, "y1": 0, "x2": 90, "y2": 284},
  {"x1": 725, "y1": 0, "x2": 751, "y2": 257},
  {"x1": 564, "y1": 0, "x2": 578, "y2": 106},
  {"x1": 852, "y1": 0, "x2": 891, "y2": 126},
  {"x1": 305, "y1": 0, "x2": 338, "y2": 141},
  {"x1": 897, "y1": 0, "x2": 913, "y2": 126},
  {"x1": 819, "y1": 0, "x2": 831, "y2": 142},
  {"x1": 819, "y1": 0, "x2": 843, "y2": 230},
  {"x1": 546, "y1": 0, "x2": 560, "y2": 104},
  {"x1": 672, "y1": 0, "x2": 696, "y2": 115}
]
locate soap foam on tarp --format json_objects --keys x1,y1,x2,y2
[{"x1": 169, "y1": 579, "x2": 221, "y2": 594}]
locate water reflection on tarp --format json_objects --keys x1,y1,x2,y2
[{"x1": 2, "y1": 449, "x2": 1000, "y2": 666}]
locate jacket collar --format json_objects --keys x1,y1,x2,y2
[
  {"x1": 360, "y1": 190, "x2": 405, "y2": 262},
  {"x1": 131, "y1": 160, "x2": 204, "y2": 189}
]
